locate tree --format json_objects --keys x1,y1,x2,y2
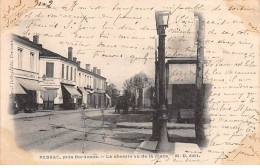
[
  {"x1": 105, "y1": 83, "x2": 120, "y2": 107},
  {"x1": 123, "y1": 72, "x2": 153, "y2": 108}
]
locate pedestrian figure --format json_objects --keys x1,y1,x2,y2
[
  {"x1": 115, "y1": 100, "x2": 120, "y2": 114},
  {"x1": 106, "y1": 99, "x2": 110, "y2": 109},
  {"x1": 123, "y1": 97, "x2": 129, "y2": 115}
]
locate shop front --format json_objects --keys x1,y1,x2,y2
[
  {"x1": 89, "y1": 92, "x2": 107, "y2": 109},
  {"x1": 13, "y1": 78, "x2": 45, "y2": 113},
  {"x1": 77, "y1": 87, "x2": 89, "y2": 108},
  {"x1": 105, "y1": 94, "x2": 111, "y2": 108},
  {"x1": 61, "y1": 83, "x2": 81, "y2": 110},
  {"x1": 40, "y1": 88, "x2": 58, "y2": 110},
  {"x1": 85, "y1": 89, "x2": 93, "y2": 108}
]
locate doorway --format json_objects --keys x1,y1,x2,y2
[{"x1": 41, "y1": 89, "x2": 57, "y2": 110}]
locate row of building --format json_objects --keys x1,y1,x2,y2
[{"x1": 11, "y1": 34, "x2": 111, "y2": 112}]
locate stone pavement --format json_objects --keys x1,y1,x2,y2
[
  {"x1": 12, "y1": 108, "x2": 196, "y2": 130},
  {"x1": 135, "y1": 140, "x2": 201, "y2": 154},
  {"x1": 12, "y1": 108, "x2": 201, "y2": 154}
]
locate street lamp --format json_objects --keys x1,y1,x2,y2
[
  {"x1": 151, "y1": 38, "x2": 159, "y2": 140},
  {"x1": 155, "y1": 11, "x2": 170, "y2": 34},
  {"x1": 155, "y1": 11, "x2": 170, "y2": 152}
]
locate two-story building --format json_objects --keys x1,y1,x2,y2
[
  {"x1": 89, "y1": 67, "x2": 108, "y2": 108},
  {"x1": 38, "y1": 43, "x2": 81, "y2": 110},
  {"x1": 77, "y1": 63, "x2": 109, "y2": 109},
  {"x1": 11, "y1": 34, "x2": 109, "y2": 111},
  {"x1": 11, "y1": 34, "x2": 45, "y2": 113},
  {"x1": 77, "y1": 63, "x2": 93, "y2": 108}
]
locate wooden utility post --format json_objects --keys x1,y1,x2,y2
[{"x1": 194, "y1": 13, "x2": 206, "y2": 145}]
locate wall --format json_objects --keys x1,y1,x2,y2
[
  {"x1": 60, "y1": 60, "x2": 77, "y2": 86},
  {"x1": 39, "y1": 58, "x2": 78, "y2": 106},
  {"x1": 13, "y1": 41, "x2": 39, "y2": 80}
]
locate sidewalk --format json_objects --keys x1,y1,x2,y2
[
  {"x1": 11, "y1": 108, "x2": 106, "y2": 120},
  {"x1": 117, "y1": 122, "x2": 195, "y2": 129},
  {"x1": 12, "y1": 108, "x2": 198, "y2": 130},
  {"x1": 135, "y1": 140, "x2": 201, "y2": 154}
]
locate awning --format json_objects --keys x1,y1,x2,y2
[
  {"x1": 40, "y1": 88, "x2": 58, "y2": 101},
  {"x1": 78, "y1": 87, "x2": 88, "y2": 95},
  {"x1": 16, "y1": 78, "x2": 45, "y2": 91},
  {"x1": 63, "y1": 85, "x2": 81, "y2": 98},
  {"x1": 86, "y1": 89, "x2": 94, "y2": 94},
  {"x1": 14, "y1": 80, "x2": 26, "y2": 94}
]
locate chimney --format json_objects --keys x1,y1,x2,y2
[
  {"x1": 68, "y1": 47, "x2": 73, "y2": 60},
  {"x1": 93, "y1": 67, "x2": 97, "y2": 74},
  {"x1": 97, "y1": 69, "x2": 101, "y2": 75},
  {"x1": 73, "y1": 57, "x2": 77, "y2": 62},
  {"x1": 77, "y1": 61, "x2": 81, "y2": 67},
  {"x1": 33, "y1": 35, "x2": 39, "y2": 44},
  {"x1": 86, "y1": 64, "x2": 90, "y2": 71}
]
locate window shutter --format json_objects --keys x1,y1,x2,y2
[
  {"x1": 46, "y1": 62, "x2": 54, "y2": 77},
  {"x1": 62, "y1": 64, "x2": 64, "y2": 78}
]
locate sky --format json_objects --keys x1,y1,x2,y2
[{"x1": 12, "y1": 0, "x2": 197, "y2": 91}]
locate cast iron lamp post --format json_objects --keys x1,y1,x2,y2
[
  {"x1": 194, "y1": 13, "x2": 206, "y2": 146},
  {"x1": 151, "y1": 39, "x2": 159, "y2": 140},
  {"x1": 154, "y1": 11, "x2": 170, "y2": 152}
]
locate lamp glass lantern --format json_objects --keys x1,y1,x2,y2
[{"x1": 155, "y1": 11, "x2": 170, "y2": 35}]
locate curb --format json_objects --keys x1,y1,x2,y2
[
  {"x1": 12, "y1": 108, "x2": 109, "y2": 120},
  {"x1": 116, "y1": 124, "x2": 195, "y2": 129}
]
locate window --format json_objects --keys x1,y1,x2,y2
[
  {"x1": 46, "y1": 62, "x2": 54, "y2": 77},
  {"x1": 90, "y1": 77, "x2": 92, "y2": 88},
  {"x1": 62, "y1": 64, "x2": 64, "y2": 78},
  {"x1": 74, "y1": 68, "x2": 76, "y2": 81},
  {"x1": 66, "y1": 66, "x2": 69, "y2": 80},
  {"x1": 94, "y1": 78, "x2": 97, "y2": 89},
  {"x1": 30, "y1": 52, "x2": 34, "y2": 71},
  {"x1": 18, "y1": 48, "x2": 23, "y2": 69},
  {"x1": 70, "y1": 67, "x2": 73, "y2": 80},
  {"x1": 85, "y1": 75, "x2": 86, "y2": 86},
  {"x1": 79, "y1": 73, "x2": 81, "y2": 86}
]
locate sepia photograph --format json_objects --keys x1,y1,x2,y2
[{"x1": 1, "y1": 0, "x2": 259, "y2": 165}]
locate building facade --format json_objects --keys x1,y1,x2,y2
[
  {"x1": 38, "y1": 46, "x2": 81, "y2": 110},
  {"x1": 89, "y1": 67, "x2": 108, "y2": 108},
  {"x1": 77, "y1": 63, "x2": 108, "y2": 109},
  {"x1": 77, "y1": 63, "x2": 93, "y2": 109},
  {"x1": 11, "y1": 34, "x2": 109, "y2": 112},
  {"x1": 11, "y1": 35, "x2": 45, "y2": 113},
  {"x1": 165, "y1": 58, "x2": 211, "y2": 123}
]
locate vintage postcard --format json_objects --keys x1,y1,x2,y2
[{"x1": 0, "y1": 0, "x2": 259, "y2": 165}]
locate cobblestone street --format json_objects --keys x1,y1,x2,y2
[{"x1": 12, "y1": 108, "x2": 196, "y2": 153}]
